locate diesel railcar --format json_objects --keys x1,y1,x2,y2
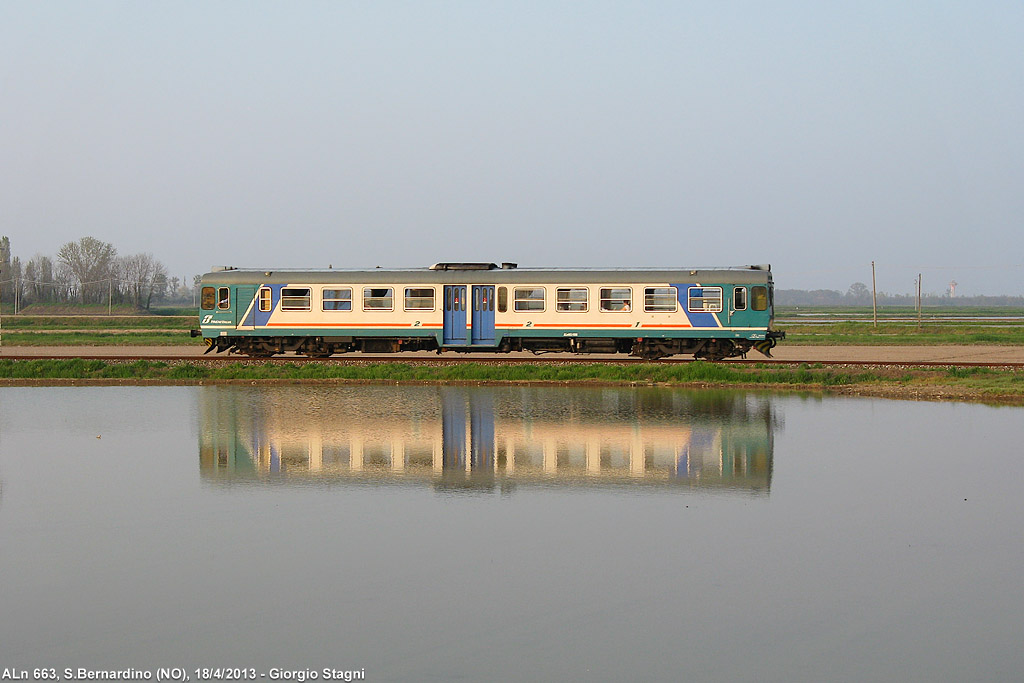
[{"x1": 193, "y1": 262, "x2": 784, "y2": 360}]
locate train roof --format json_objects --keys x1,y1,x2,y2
[{"x1": 202, "y1": 264, "x2": 774, "y2": 286}]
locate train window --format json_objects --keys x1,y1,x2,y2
[
  {"x1": 217, "y1": 287, "x2": 230, "y2": 310},
  {"x1": 556, "y1": 288, "x2": 588, "y2": 312},
  {"x1": 600, "y1": 288, "x2": 631, "y2": 312},
  {"x1": 281, "y1": 288, "x2": 311, "y2": 311},
  {"x1": 734, "y1": 287, "x2": 748, "y2": 311},
  {"x1": 644, "y1": 287, "x2": 677, "y2": 312},
  {"x1": 497, "y1": 287, "x2": 507, "y2": 313},
  {"x1": 201, "y1": 287, "x2": 216, "y2": 310},
  {"x1": 363, "y1": 287, "x2": 394, "y2": 311},
  {"x1": 688, "y1": 286, "x2": 723, "y2": 312},
  {"x1": 322, "y1": 288, "x2": 352, "y2": 311},
  {"x1": 405, "y1": 287, "x2": 434, "y2": 311},
  {"x1": 751, "y1": 286, "x2": 768, "y2": 311},
  {"x1": 258, "y1": 288, "x2": 272, "y2": 312},
  {"x1": 513, "y1": 287, "x2": 545, "y2": 312}
]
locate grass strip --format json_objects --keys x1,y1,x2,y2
[
  {"x1": 0, "y1": 359, "x2": 1021, "y2": 402},
  {"x1": 0, "y1": 332, "x2": 193, "y2": 345}
]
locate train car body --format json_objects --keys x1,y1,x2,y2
[{"x1": 194, "y1": 262, "x2": 784, "y2": 360}]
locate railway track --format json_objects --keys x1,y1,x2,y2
[{"x1": 1, "y1": 352, "x2": 1022, "y2": 369}]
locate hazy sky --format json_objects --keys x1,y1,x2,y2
[{"x1": 2, "y1": 1, "x2": 1021, "y2": 295}]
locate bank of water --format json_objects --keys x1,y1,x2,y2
[{"x1": 0, "y1": 385, "x2": 1021, "y2": 680}]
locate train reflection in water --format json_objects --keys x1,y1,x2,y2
[{"x1": 199, "y1": 386, "x2": 778, "y2": 493}]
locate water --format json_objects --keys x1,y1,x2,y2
[{"x1": 1, "y1": 385, "x2": 1021, "y2": 682}]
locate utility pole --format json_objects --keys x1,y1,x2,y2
[
  {"x1": 108, "y1": 278, "x2": 112, "y2": 316},
  {"x1": 871, "y1": 261, "x2": 877, "y2": 329},
  {"x1": 917, "y1": 274, "x2": 922, "y2": 330}
]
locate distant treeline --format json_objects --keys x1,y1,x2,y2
[
  {"x1": 778, "y1": 286, "x2": 1024, "y2": 308},
  {"x1": 0, "y1": 235, "x2": 197, "y2": 310}
]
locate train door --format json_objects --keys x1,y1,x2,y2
[
  {"x1": 235, "y1": 286, "x2": 256, "y2": 328},
  {"x1": 443, "y1": 285, "x2": 467, "y2": 345},
  {"x1": 471, "y1": 285, "x2": 496, "y2": 345}
]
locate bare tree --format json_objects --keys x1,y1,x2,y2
[
  {"x1": 0, "y1": 236, "x2": 10, "y2": 304},
  {"x1": 119, "y1": 252, "x2": 170, "y2": 310},
  {"x1": 145, "y1": 262, "x2": 169, "y2": 310},
  {"x1": 57, "y1": 237, "x2": 117, "y2": 304},
  {"x1": 26, "y1": 255, "x2": 59, "y2": 303},
  {"x1": 120, "y1": 253, "x2": 157, "y2": 308}
]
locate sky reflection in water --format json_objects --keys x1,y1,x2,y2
[{"x1": 0, "y1": 385, "x2": 1021, "y2": 681}]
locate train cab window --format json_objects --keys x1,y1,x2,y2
[
  {"x1": 600, "y1": 288, "x2": 631, "y2": 312},
  {"x1": 201, "y1": 287, "x2": 216, "y2": 310},
  {"x1": 217, "y1": 287, "x2": 231, "y2": 310},
  {"x1": 513, "y1": 287, "x2": 545, "y2": 312},
  {"x1": 258, "y1": 288, "x2": 272, "y2": 312},
  {"x1": 363, "y1": 287, "x2": 394, "y2": 311},
  {"x1": 405, "y1": 287, "x2": 434, "y2": 311},
  {"x1": 556, "y1": 288, "x2": 588, "y2": 312},
  {"x1": 322, "y1": 288, "x2": 352, "y2": 311},
  {"x1": 751, "y1": 286, "x2": 768, "y2": 311},
  {"x1": 644, "y1": 287, "x2": 677, "y2": 312},
  {"x1": 734, "y1": 287, "x2": 748, "y2": 311},
  {"x1": 281, "y1": 288, "x2": 311, "y2": 311},
  {"x1": 688, "y1": 286, "x2": 723, "y2": 312},
  {"x1": 497, "y1": 287, "x2": 508, "y2": 313}
]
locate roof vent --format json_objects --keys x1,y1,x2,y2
[
  {"x1": 501, "y1": 262, "x2": 518, "y2": 269},
  {"x1": 429, "y1": 262, "x2": 499, "y2": 271}
]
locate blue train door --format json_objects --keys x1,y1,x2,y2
[
  {"x1": 443, "y1": 285, "x2": 467, "y2": 345},
  {"x1": 471, "y1": 285, "x2": 496, "y2": 345}
]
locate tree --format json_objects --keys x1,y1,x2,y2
[
  {"x1": 146, "y1": 262, "x2": 168, "y2": 310},
  {"x1": 0, "y1": 236, "x2": 10, "y2": 304},
  {"x1": 846, "y1": 282, "x2": 871, "y2": 305},
  {"x1": 57, "y1": 237, "x2": 117, "y2": 304},
  {"x1": 10, "y1": 256, "x2": 22, "y2": 309},
  {"x1": 119, "y1": 252, "x2": 169, "y2": 310},
  {"x1": 120, "y1": 253, "x2": 156, "y2": 308}
]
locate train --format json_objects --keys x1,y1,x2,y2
[{"x1": 193, "y1": 262, "x2": 784, "y2": 360}]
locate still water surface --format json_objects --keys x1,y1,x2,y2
[{"x1": 0, "y1": 385, "x2": 1021, "y2": 681}]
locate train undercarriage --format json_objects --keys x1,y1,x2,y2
[{"x1": 204, "y1": 332, "x2": 783, "y2": 361}]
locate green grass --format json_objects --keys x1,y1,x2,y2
[
  {"x1": 780, "y1": 321, "x2": 1024, "y2": 345},
  {"x1": 776, "y1": 305, "x2": 1024, "y2": 317},
  {"x1": 1, "y1": 359, "x2": 1020, "y2": 402},
  {"x1": 0, "y1": 332, "x2": 192, "y2": 345},
  {"x1": 0, "y1": 315, "x2": 193, "y2": 330}
]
